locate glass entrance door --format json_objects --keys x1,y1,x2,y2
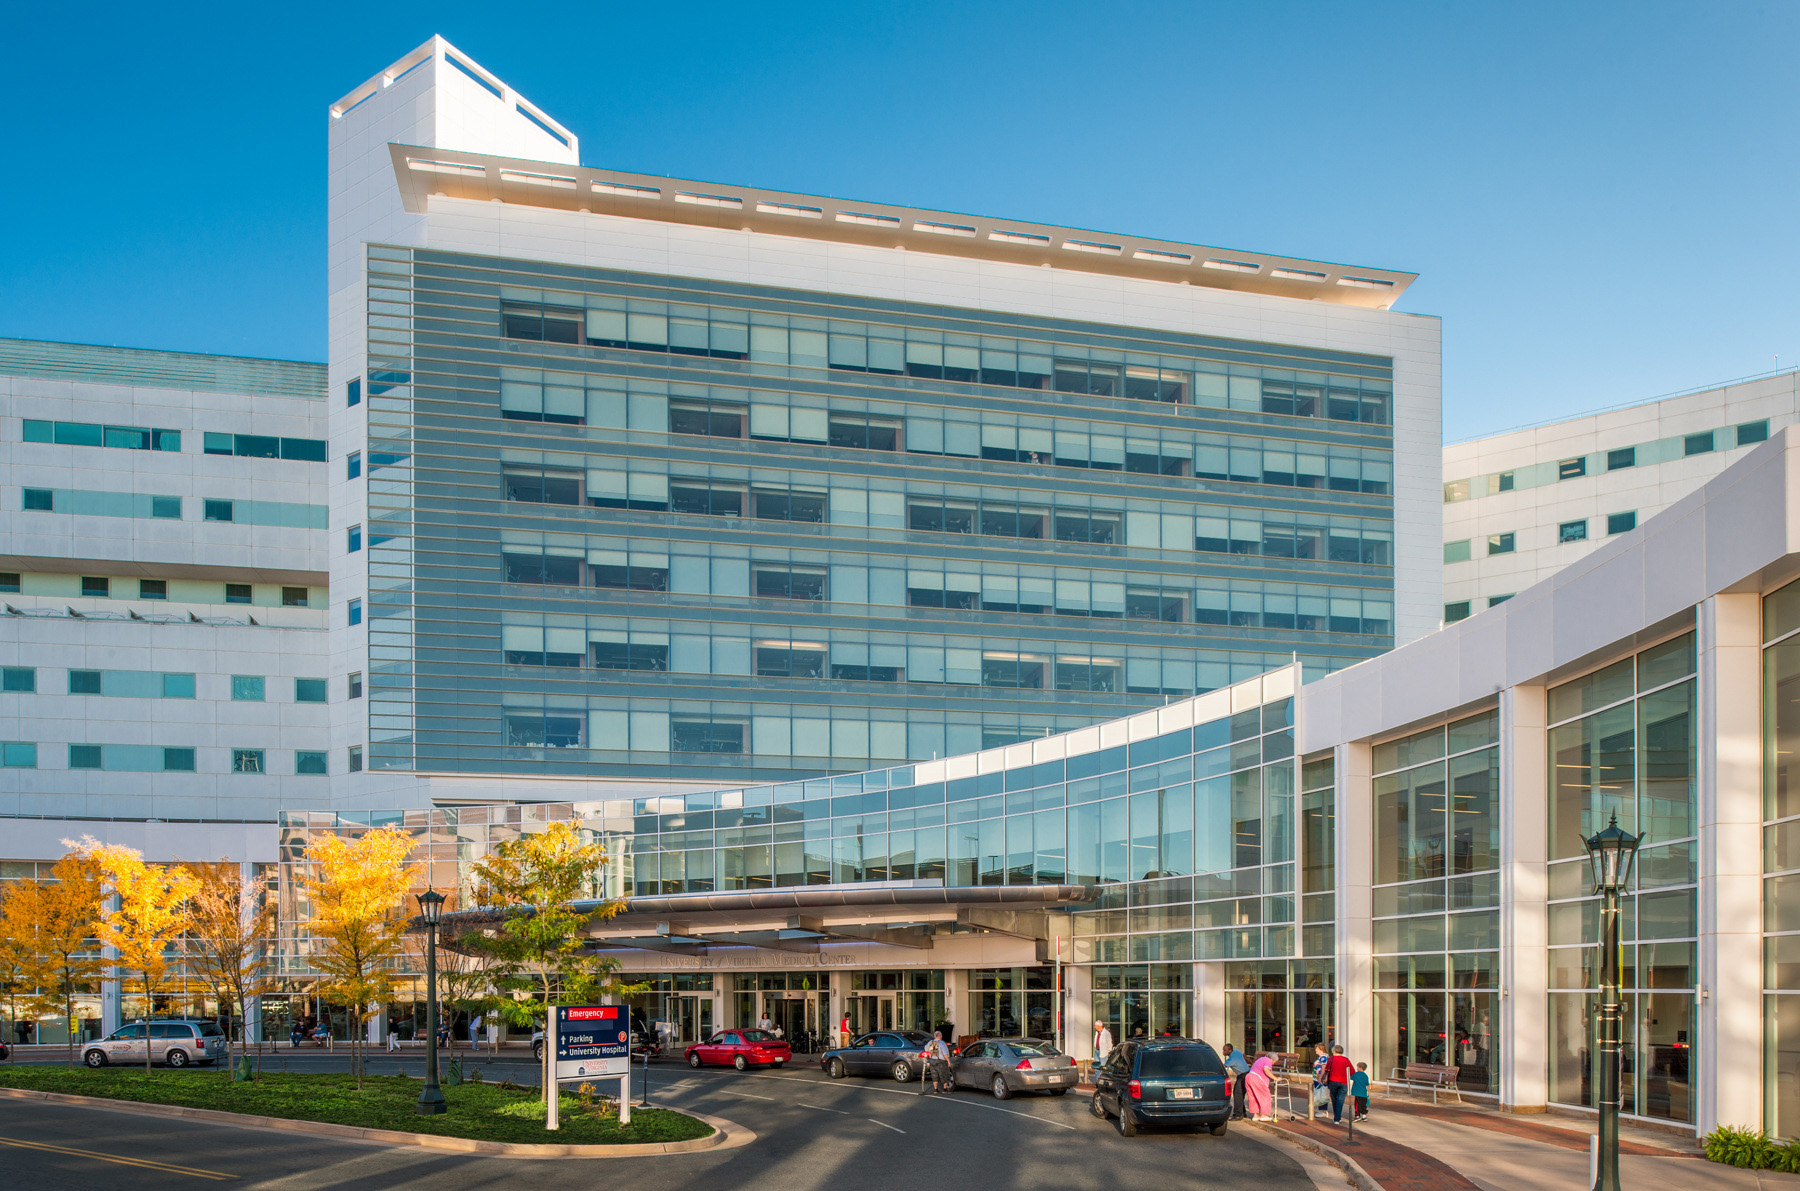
[
  {"x1": 674, "y1": 995, "x2": 713, "y2": 1045},
  {"x1": 852, "y1": 993, "x2": 896, "y2": 1035}
]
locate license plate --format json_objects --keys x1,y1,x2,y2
[{"x1": 1169, "y1": 1087, "x2": 1195, "y2": 1099}]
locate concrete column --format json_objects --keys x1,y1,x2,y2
[
  {"x1": 1195, "y1": 960, "x2": 1227, "y2": 1046},
  {"x1": 1699, "y1": 593, "x2": 1764, "y2": 1135},
  {"x1": 1500, "y1": 683, "x2": 1550, "y2": 1112},
  {"x1": 367, "y1": 1003, "x2": 386, "y2": 1046},
  {"x1": 101, "y1": 892, "x2": 122, "y2": 1033},
  {"x1": 1336, "y1": 741, "x2": 1375, "y2": 1063},
  {"x1": 942, "y1": 968, "x2": 966, "y2": 1043},
  {"x1": 1064, "y1": 965, "x2": 1093, "y2": 1059}
]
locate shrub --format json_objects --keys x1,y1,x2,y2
[{"x1": 1704, "y1": 1125, "x2": 1777, "y2": 1169}]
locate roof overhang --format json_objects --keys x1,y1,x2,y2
[{"x1": 388, "y1": 143, "x2": 1415, "y2": 309}]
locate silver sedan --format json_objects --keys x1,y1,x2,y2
[{"x1": 952, "y1": 1038, "x2": 1079, "y2": 1099}]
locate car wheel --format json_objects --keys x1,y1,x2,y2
[
  {"x1": 83, "y1": 1050, "x2": 107, "y2": 1068},
  {"x1": 733, "y1": 1055, "x2": 748, "y2": 1071},
  {"x1": 166, "y1": 1049, "x2": 189, "y2": 1068},
  {"x1": 534, "y1": 1042, "x2": 545, "y2": 1062},
  {"x1": 1089, "y1": 1092, "x2": 1108, "y2": 1119},
  {"x1": 828, "y1": 1058, "x2": 846, "y2": 1079},
  {"x1": 1049, "y1": 1088, "x2": 1068, "y2": 1097},
  {"x1": 688, "y1": 1052, "x2": 703, "y2": 1068},
  {"x1": 892, "y1": 1060, "x2": 913, "y2": 1082},
  {"x1": 991, "y1": 1073, "x2": 1012, "y2": 1101},
  {"x1": 1118, "y1": 1108, "x2": 1138, "y2": 1137},
  {"x1": 1209, "y1": 1121, "x2": 1229, "y2": 1136},
  {"x1": 773, "y1": 1061, "x2": 785, "y2": 1068}
]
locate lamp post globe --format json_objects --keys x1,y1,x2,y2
[
  {"x1": 415, "y1": 889, "x2": 448, "y2": 1116},
  {"x1": 1583, "y1": 813, "x2": 1641, "y2": 1191}
]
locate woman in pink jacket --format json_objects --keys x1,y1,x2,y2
[{"x1": 1244, "y1": 1053, "x2": 1276, "y2": 1121}]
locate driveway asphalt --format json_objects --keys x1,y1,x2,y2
[{"x1": 0, "y1": 1057, "x2": 1320, "y2": 1191}]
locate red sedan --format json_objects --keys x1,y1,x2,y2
[{"x1": 685, "y1": 1028, "x2": 791, "y2": 1071}]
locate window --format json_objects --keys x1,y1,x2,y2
[
  {"x1": 753, "y1": 565, "x2": 827, "y2": 601},
  {"x1": 348, "y1": 598, "x2": 362, "y2": 626},
  {"x1": 203, "y1": 432, "x2": 233, "y2": 456},
  {"x1": 1607, "y1": 511, "x2": 1638, "y2": 535},
  {"x1": 347, "y1": 378, "x2": 361, "y2": 407},
  {"x1": 1489, "y1": 594, "x2": 1514, "y2": 607},
  {"x1": 670, "y1": 480, "x2": 745, "y2": 517},
  {"x1": 1557, "y1": 458, "x2": 1587, "y2": 480},
  {"x1": 225, "y1": 583, "x2": 253, "y2": 604},
  {"x1": 280, "y1": 437, "x2": 327, "y2": 462},
  {"x1": 68, "y1": 670, "x2": 102, "y2": 694},
  {"x1": 0, "y1": 573, "x2": 17, "y2": 593},
  {"x1": 345, "y1": 524, "x2": 362, "y2": 552},
  {"x1": 163, "y1": 747, "x2": 195, "y2": 772},
  {"x1": 827, "y1": 413, "x2": 901, "y2": 451},
  {"x1": 1445, "y1": 601, "x2": 1472, "y2": 624},
  {"x1": 2, "y1": 742, "x2": 36, "y2": 768},
  {"x1": 504, "y1": 552, "x2": 584, "y2": 586},
  {"x1": 231, "y1": 749, "x2": 265, "y2": 775},
  {"x1": 753, "y1": 641, "x2": 826, "y2": 678},
  {"x1": 501, "y1": 301, "x2": 584, "y2": 344},
  {"x1": 347, "y1": 451, "x2": 362, "y2": 479},
  {"x1": 281, "y1": 586, "x2": 308, "y2": 607},
  {"x1": 23, "y1": 488, "x2": 53, "y2": 511},
  {"x1": 1, "y1": 668, "x2": 34, "y2": 693},
  {"x1": 139, "y1": 579, "x2": 167, "y2": 599},
  {"x1": 1558, "y1": 519, "x2": 1589, "y2": 543},
  {"x1": 1496, "y1": 471, "x2": 1515, "y2": 492},
  {"x1": 668, "y1": 400, "x2": 746, "y2": 438},
  {"x1": 503, "y1": 466, "x2": 583, "y2": 505},
  {"x1": 347, "y1": 671, "x2": 363, "y2": 699},
  {"x1": 231, "y1": 675, "x2": 265, "y2": 702},
  {"x1": 80, "y1": 576, "x2": 109, "y2": 598},
  {"x1": 69, "y1": 744, "x2": 103, "y2": 769},
  {"x1": 751, "y1": 488, "x2": 826, "y2": 523},
  {"x1": 151, "y1": 497, "x2": 181, "y2": 519},
  {"x1": 295, "y1": 678, "x2": 328, "y2": 703},
  {"x1": 347, "y1": 745, "x2": 363, "y2": 772},
  {"x1": 162, "y1": 674, "x2": 195, "y2": 698},
  {"x1": 295, "y1": 751, "x2": 328, "y2": 775},
  {"x1": 1487, "y1": 532, "x2": 1515, "y2": 555},
  {"x1": 671, "y1": 719, "x2": 746, "y2": 754},
  {"x1": 1607, "y1": 447, "x2": 1636, "y2": 471},
  {"x1": 505, "y1": 712, "x2": 585, "y2": 748},
  {"x1": 1739, "y1": 420, "x2": 1770, "y2": 446},
  {"x1": 1685, "y1": 431, "x2": 1715, "y2": 456},
  {"x1": 204, "y1": 499, "x2": 234, "y2": 522},
  {"x1": 1443, "y1": 539, "x2": 1471, "y2": 564},
  {"x1": 1126, "y1": 588, "x2": 1186, "y2": 622}
]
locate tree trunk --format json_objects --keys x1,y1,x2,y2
[
  {"x1": 144, "y1": 977, "x2": 154, "y2": 1073},
  {"x1": 65, "y1": 978, "x2": 77, "y2": 1068}
]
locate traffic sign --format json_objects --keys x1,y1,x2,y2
[{"x1": 555, "y1": 1005, "x2": 630, "y2": 1081}]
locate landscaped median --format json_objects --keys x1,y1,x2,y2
[{"x1": 0, "y1": 1067, "x2": 720, "y2": 1155}]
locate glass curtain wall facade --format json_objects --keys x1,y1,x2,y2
[
  {"x1": 1545, "y1": 630, "x2": 1698, "y2": 1124},
  {"x1": 361, "y1": 245, "x2": 1398, "y2": 781},
  {"x1": 1371, "y1": 711, "x2": 1501, "y2": 1093},
  {"x1": 1765, "y1": 579, "x2": 1800, "y2": 1136}
]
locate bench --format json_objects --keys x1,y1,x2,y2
[{"x1": 1388, "y1": 1062, "x2": 1462, "y2": 1104}]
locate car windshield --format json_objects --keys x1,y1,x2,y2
[
  {"x1": 1009, "y1": 1040, "x2": 1060, "y2": 1056},
  {"x1": 901, "y1": 1032, "x2": 930, "y2": 1045},
  {"x1": 739, "y1": 1029, "x2": 775, "y2": 1042},
  {"x1": 200, "y1": 1024, "x2": 225, "y2": 1037},
  {"x1": 1138, "y1": 1045, "x2": 1225, "y2": 1078}
]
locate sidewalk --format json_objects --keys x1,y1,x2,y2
[{"x1": 1264, "y1": 1096, "x2": 1800, "y2": 1191}]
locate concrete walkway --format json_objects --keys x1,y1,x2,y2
[{"x1": 1273, "y1": 1098, "x2": 1800, "y2": 1191}]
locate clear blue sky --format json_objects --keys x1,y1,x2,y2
[{"x1": 2, "y1": 2, "x2": 1793, "y2": 440}]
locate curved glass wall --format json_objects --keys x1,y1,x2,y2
[{"x1": 1765, "y1": 578, "x2": 1800, "y2": 1137}]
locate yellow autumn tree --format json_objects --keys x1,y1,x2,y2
[
  {"x1": 1, "y1": 854, "x2": 106, "y2": 1066},
  {"x1": 74, "y1": 838, "x2": 200, "y2": 1073},
  {"x1": 303, "y1": 825, "x2": 418, "y2": 1086},
  {"x1": 187, "y1": 862, "x2": 278, "y2": 1068}
]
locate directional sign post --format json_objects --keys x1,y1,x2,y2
[{"x1": 548, "y1": 1005, "x2": 632, "y2": 1129}]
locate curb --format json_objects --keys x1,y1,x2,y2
[
  {"x1": 1250, "y1": 1120, "x2": 1383, "y2": 1191},
  {"x1": 0, "y1": 1086, "x2": 750, "y2": 1159}
]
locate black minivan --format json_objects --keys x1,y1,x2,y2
[{"x1": 1089, "y1": 1038, "x2": 1231, "y2": 1136}]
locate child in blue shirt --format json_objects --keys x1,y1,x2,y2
[{"x1": 1350, "y1": 1061, "x2": 1371, "y2": 1121}]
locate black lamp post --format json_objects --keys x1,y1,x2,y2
[
  {"x1": 1583, "y1": 813, "x2": 1641, "y2": 1191},
  {"x1": 415, "y1": 889, "x2": 447, "y2": 1116}
]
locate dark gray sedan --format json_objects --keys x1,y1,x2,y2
[
  {"x1": 952, "y1": 1038, "x2": 1078, "y2": 1099},
  {"x1": 820, "y1": 1030, "x2": 932, "y2": 1082}
]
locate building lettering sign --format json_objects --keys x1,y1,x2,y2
[
  {"x1": 603, "y1": 947, "x2": 937, "y2": 972},
  {"x1": 554, "y1": 1005, "x2": 628, "y2": 1080}
]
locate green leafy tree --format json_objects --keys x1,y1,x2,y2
[{"x1": 467, "y1": 821, "x2": 637, "y2": 1100}]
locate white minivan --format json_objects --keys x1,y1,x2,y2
[{"x1": 84, "y1": 1019, "x2": 228, "y2": 1068}]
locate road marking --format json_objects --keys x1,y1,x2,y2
[
  {"x1": 0, "y1": 1134, "x2": 237, "y2": 1180},
  {"x1": 867, "y1": 1119, "x2": 906, "y2": 1134},
  {"x1": 655, "y1": 1070, "x2": 1078, "y2": 1130},
  {"x1": 795, "y1": 1102, "x2": 849, "y2": 1114}
]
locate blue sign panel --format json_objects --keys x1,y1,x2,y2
[{"x1": 555, "y1": 1005, "x2": 629, "y2": 1080}]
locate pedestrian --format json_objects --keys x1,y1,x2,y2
[
  {"x1": 1222, "y1": 1042, "x2": 1251, "y2": 1119},
  {"x1": 840, "y1": 1012, "x2": 852, "y2": 1048},
  {"x1": 387, "y1": 1025, "x2": 400, "y2": 1052},
  {"x1": 289, "y1": 1021, "x2": 303, "y2": 1048},
  {"x1": 1311, "y1": 1043, "x2": 1330, "y2": 1117},
  {"x1": 923, "y1": 1030, "x2": 954, "y2": 1093},
  {"x1": 758, "y1": 1011, "x2": 775, "y2": 1034},
  {"x1": 1094, "y1": 1020, "x2": 1114, "y2": 1065},
  {"x1": 1324, "y1": 1045, "x2": 1355, "y2": 1123},
  {"x1": 1245, "y1": 1053, "x2": 1275, "y2": 1121},
  {"x1": 1351, "y1": 1061, "x2": 1371, "y2": 1122}
]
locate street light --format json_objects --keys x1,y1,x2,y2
[
  {"x1": 415, "y1": 888, "x2": 447, "y2": 1116},
  {"x1": 1583, "y1": 813, "x2": 1641, "y2": 1191}
]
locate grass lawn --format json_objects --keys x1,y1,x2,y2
[{"x1": 0, "y1": 1065, "x2": 713, "y2": 1146}]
